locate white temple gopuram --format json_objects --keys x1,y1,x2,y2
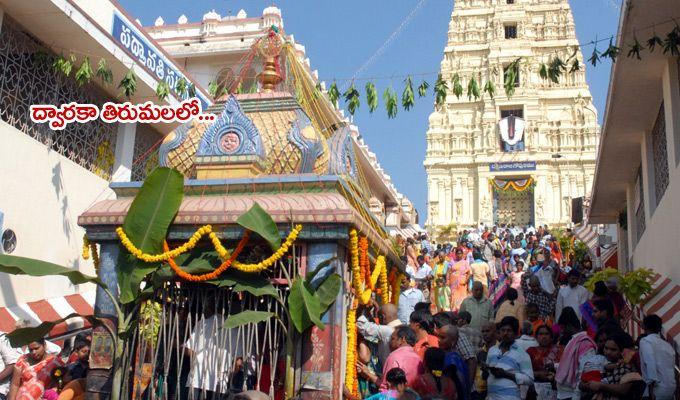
[{"x1": 424, "y1": 0, "x2": 600, "y2": 234}]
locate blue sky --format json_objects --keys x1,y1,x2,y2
[{"x1": 122, "y1": 0, "x2": 620, "y2": 222}]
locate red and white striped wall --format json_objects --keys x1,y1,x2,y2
[
  {"x1": 0, "y1": 291, "x2": 95, "y2": 338},
  {"x1": 626, "y1": 274, "x2": 680, "y2": 351}
]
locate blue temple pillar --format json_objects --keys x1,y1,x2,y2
[
  {"x1": 300, "y1": 242, "x2": 345, "y2": 400},
  {"x1": 87, "y1": 242, "x2": 120, "y2": 400}
]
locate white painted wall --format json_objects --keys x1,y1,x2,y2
[
  {"x1": 629, "y1": 60, "x2": 680, "y2": 283},
  {"x1": 0, "y1": 121, "x2": 115, "y2": 307}
]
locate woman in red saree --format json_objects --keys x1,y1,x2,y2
[{"x1": 8, "y1": 339, "x2": 64, "y2": 400}]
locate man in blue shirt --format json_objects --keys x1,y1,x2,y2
[
  {"x1": 397, "y1": 275, "x2": 424, "y2": 325},
  {"x1": 485, "y1": 316, "x2": 534, "y2": 400}
]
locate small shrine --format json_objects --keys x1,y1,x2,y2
[{"x1": 78, "y1": 27, "x2": 404, "y2": 400}]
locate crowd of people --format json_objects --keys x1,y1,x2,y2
[
  {"x1": 0, "y1": 326, "x2": 90, "y2": 400},
  {"x1": 344, "y1": 225, "x2": 677, "y2": 400}
]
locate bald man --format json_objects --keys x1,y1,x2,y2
[
  {"x1": 459, "y1": 282, "x2": 493, "y2": 331},
  {"x1": 437, "y1": 324, "x2": 472, "y2": 391},
  {"x1": 356, "y1": 303, "x2": 402, "y2": 366}
]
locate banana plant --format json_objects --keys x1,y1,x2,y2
[{"x1": 0, "y1": 167, "x2": 341, "y2": 400}]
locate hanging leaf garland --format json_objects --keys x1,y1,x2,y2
[
  {"x1": 383, "y1": 87, "x2": 398, "y2": 119},
  {"x1": 627, "y1": 36, "x2": 644, "y2": 60},
  {"x1": 327, "y1": 82, "x2": 340, "y2": 108},
  {"x1": 53, "y1": 54, "x2": 76, "y2": 77},
  {"x1": 548, "y1": 56, "x2": 566, "y2": 84},
  {"x1": 208, "y1": 81, "x2": 218, "y2": 97},
  {"x1": 95, "y1": 58, "x2": 113, "y2": 85},
  {"x1": 434, "y1": 73, "x2": 448, "y2": 108},
  {"x1": 402, "y1": 76, "x2": 415, "y2": 110},
  {"x1": 74, "y1": 57, "x2": 93, "y2": 87},
  {"x1": 417, "y1": 80, "x2": 430, "y2": 98},
  {"x1": 601, "y1": 37, "x2": 620, "y2": 62},
  {"x1": 647, "y1": 33, "x2": 663, "y2": 53},
  {"x1": 156, "y1": 80, "x2": 171, "y2": 102},
  {"x1": 451, "y1": 73, "x2": 463, "y2": 99},
  {"x1": 483, "y1": 79, "x2": 495, "y2": 99},
  {"x1": 467, "y1": 76, "x2": 480, "y2": 100},
  {"x1": 504, "y1": 58, "x2": 520, "y2": 97},
  {"x1": 118, "y1": 69, "x2": 137, "y2": 99},
  {"x1": 343, "y1": 83, "x2": 360, "y2": 116},
  {"x1": 588, "y1": 41, "x2": 601, "y2": 66},
  {"x1": 365, "y1": 82, "x2": 378, "y2": 113},
  {"x1": 175, "y1": 77, "x2": 188, "y2": 97},
  {"x1": 539, "y1": 63, "x2": 548, "y2": 80},
  {"x1": 662, "y1": 24, "x2": 680, "y2": 56},
  {"x1": 570, "y1": 58, "x2": 581, "y2": 73},
  {"x1": 187, "y1": 82, "x2": 197, "y2": 98}
]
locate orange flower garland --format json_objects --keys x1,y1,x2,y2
[
  {"x1": 359, "y1": 237, "x2": 373, "y2": 291},
  {"x1": 163, "y1": 231, "x2": 250, "y2": 282}
]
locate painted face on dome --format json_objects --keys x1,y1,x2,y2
[{"x1": 219, "y1": 132, "x2": 241, "y2": 154}]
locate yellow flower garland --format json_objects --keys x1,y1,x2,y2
[
  {"x1": 377, "y1": 256, "x2": 389, "y2": 305},
  {"x1": 116, "y1": 224, "x2": 303, "y2": 274},
  {"x1": 345, "y1": 305, "x2": 358, "y2": 395},
  {"x1": 349, "y1": 229, "x2": 388, "y2": 305},
  {"x1": 82, "y1": 234, "x2": 100, "y2": 271}
]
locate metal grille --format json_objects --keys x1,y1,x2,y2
[
  {"x1": 0, "y1": 17, "x2": 117, "y2": 179},
  {"x1": 651, "y1": 102, "x2": 668, "y2": 206},
  {"x1": 116, "y1": 244, "x2": 304, "y2": 400},
  {"x1": 132, "y1": 124, "x2": 161, "y2": 181}
]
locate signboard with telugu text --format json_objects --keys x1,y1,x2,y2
[
  {"x1": 489, "y1": 161, "x2": 537, "y2": 172},
  {"x1": 111, "y1": 12, "x2": 210, "y2": 108}
]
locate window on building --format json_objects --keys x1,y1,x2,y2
[
  {"x1": 651, "y1": 102, "x2": 669, "y2": 207},
  {"x1": 500, "y1": 108, "x2": 523, "y2": 119},
  {"x1": 505, "y1": 24, "x2": 518, "y2": 39},
  {"x1": 506, "y1": 0, "x2": 515, "y2": 3},
  {"x1": 503, "y1": 66, "x2": 521, "y2": 87}
]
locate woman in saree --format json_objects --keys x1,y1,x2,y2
[
  {"x1": 431, "y1": 251, "x2": 451, "y2": 312},
  {"x1": 448, "y1": 248, "x2": 469, "y2": 311},
  {"x1": 8, "y1": 339, "x2": 64, "y2": 400}
]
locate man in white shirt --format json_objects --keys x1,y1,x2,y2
[
  {"x1": 555, "y1": 270, "x2": 590, "y2": 321},
  {"x1": 185, "y1": 308, "x2": 257, "y2": 397},
  {"x1": 0, "y1": 334, "x2": 19, "y2": 400},
  {"x1": 534, "y1": 249, "x2": 556, "y2": 295},
  {"x1": 639, "y1": 315, "x2": 676, "y2": 400},
  {"x1": 356, "y1": 303, "x2": 402, "y2": 367}
]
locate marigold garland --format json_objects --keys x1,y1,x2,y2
[
  {"x1": 377, "y1": 256, "x2": 389, "y2": 304},
  {"x1": 345, "y1": 304, "x2": 358, "y2": 396},
  {"x1": 163, "y1": 231, "x2": 250, "y2": 282},
  {"x1": 359, "y1": 237, "x2": 372, "y2": 290},
  {"x1": 213, "y1": 225, "x2": 303, "y2": 273},
  {"x1": 82, "y1": 234, "x2": 100, "y2": 272},
  {"x1": 116, "y1": 224, "x2": 303, "y2": 274},
  {"x1": 349, "y1": 229, "x2": 387, "y2": 305}
]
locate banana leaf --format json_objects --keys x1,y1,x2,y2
[
  {"x1": 224, "y1": 311, "x2": 275, "y2": 329},
  {"x1": 0, "y1": 254, "x2": 104, "y2": 287},
  {"x1": 315, "y1": 274, "x2": 341, "y2": 310},
  {"x1": 288, "y1": 278, "x2": 322, "y2": 332},
  {"x1": 118, "y1": 167, "x2": 184, "y2": 303},
  {"x1": 236, "y1": 202, "x2": 281, "y2": 250},
  {"x1": 6, "y1": 313, "x2": 101, "y2": 348}
]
